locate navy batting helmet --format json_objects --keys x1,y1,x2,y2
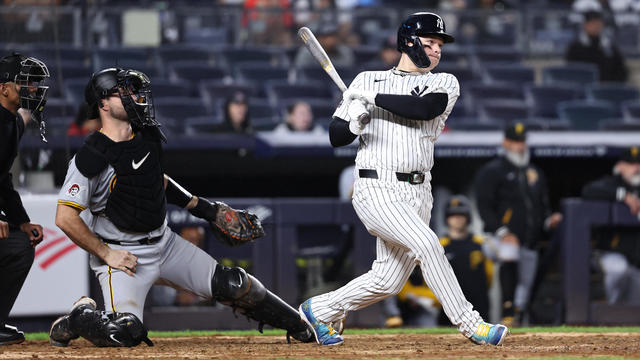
[
  {"x1": 445, "y1": 195, "x2": 471, "y2": 220},
  {"x1": 397, "y1": 12, "x2": 455, "y2": 68}
]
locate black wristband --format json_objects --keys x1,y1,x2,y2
[
  {"x1": 165, "y1": 177, "x2": 192, "y2": 208},
  {"x1": 189, "y1": 197, "x2": 217, "y2": 220}
]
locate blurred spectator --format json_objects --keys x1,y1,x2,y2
[
  {"x1": 293, "y1": 0, "x2": 356, "y2": 45},
  {"x1": 474, "y1": 123, "x2": 562, "y2": 327},
  {"x1": 437, "y1": 195, "x2": 493, "y2": 322},
  {"x1": 243, "y1": 0, "x2": 294, "y2": 46},
  {"x1": 364, "y1": 36, "x2": 400, "y2": 69},
  {"x1": 67, "y1": 103, "x2": 101, "y2": 137},
  {"x1": 213, "y1": 91, "x2": 253, "y2": 134},
  {"x1": 565, "y1": 10, "x2": 628, "y2": 82},
  {"x1": 294, "y1": 23, "x2": 355, "y2": 68},
  {"x1": 273, "y1": 101, "x2": 325, "y2": 134},
  {"x1": 150, "y1": 226, "x2": 207, "y2": 306},
  {"x1": 582, "y1": 146, "x2": 640, "y2": 305}
]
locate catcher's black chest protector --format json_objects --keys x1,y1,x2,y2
[{"x1": 75, "y1": 128, "x2": 166, "y2": 233}]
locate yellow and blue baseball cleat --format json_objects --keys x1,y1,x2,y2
[
  {"x1": 298, "y1": 299, "x2": 344, "y2": 346},
  {"x1": 470, "y1": 322, "x2": 509, "y2": 346}
]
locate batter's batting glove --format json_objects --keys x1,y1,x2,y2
[
  {"x1": 347, "y1": 99, "x2": 369, "y2": 135},
  {"x1": 189, "y1": 197, "x2": 265, "y2": 247},
  {"x1": 343, "y1": 88, "x2": 377, "y2": 105}
]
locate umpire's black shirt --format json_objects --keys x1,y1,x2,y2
[
  {"x1": 0, "y1": 103, "x2": 29, "y2": 227},
  {"x1": 474, "y1": 157, "x2": 551, "y2": 249}
]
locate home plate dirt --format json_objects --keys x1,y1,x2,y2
[{"x1": 0, "y1": 333, "x2": 638, "y2": 359}]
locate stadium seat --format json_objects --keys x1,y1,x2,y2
[
  {"x1": 150, "y1": 79, "x2": 191, "y2": 98},
  {"x1": 542, "y1": 62, "x2": 599, "y2": 86},
  {"x1": 44, "y1": 99, "x2": 75, "y2": 118},
  {"x1": 222, "y1": 48, "x2": 289, "y2": 68},
  {"x1": 170, "y1": 61, "x2": 227, "y2": 83},
  {"x1": 33, "y1": 46, "x2": 87, "y2": 65},
  {"x1": 622, "y1": 100, "x2": 640, "y2": 119},
  {"x1": 155, "y1": 97, "x2": 211, "y2": 122},
  {"x1": 468, "y1": 83, "x2": 525, "y2": 113},
  {"x1": 525, "y1": 84, "x2": 584, "y2": 118},
  {"x1": 445, "y1": 117, "x2": 502, "y2": 131},
  {"x1": 433, "y1": 64, "x2": 475, "y2": 83},
  {"x1": 184, "y1": 115, "x2": 224, "y2": 135},
  {"x1": 599, "y1": 118, "x2": 640, "y2": 131},
  {"x1": 158, "y1": 47, "x2": 214, "y2": 66},
  {"x1": 47, "y1": 60, "x2": 93, "y2": 82},
  {"x1": 64, "y1": 79, "x2": 90, "y2": 103},
  {"x1": 474, "y1": 46, "x2": 523, "y2": 65},
  {"x1": 247, "y1": 99, "x2": 277, "y2": 131},
  {"x1": 45, "y1": 116, "x2": 74, "y2": 136},
  {"x1": 266, "y1": 80, "x2": 333, "y2": 105},
  {"x1": 557, "y1": 100, "x2": 617, "y2": 130},
  {"x1": 95, "y1": 48, "x2": 151, "y2": 68},
  {"x1": 353, "y1": 46, "x2": 380, "y2": 64},
  {"x1": 235, "y1": 64, "x2": 290, "y2": 85},
  {"x1": 587, "y1": 84, "x2": 640, "y2": 114},
  {"x1": 483, "y1": 64, "x2": 534, "y2": 83},
  {"x1": 200, "y1": 82, "x2": 263, "y2": 108},
  {"x1": 478, "y1": 99, "x2": 531, "y2": 123}
]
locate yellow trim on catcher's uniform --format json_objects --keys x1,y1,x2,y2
[
  {"x1": 108, "y1": 266, "x2": 116, "y2": 313},
  {"x1": 57, "y1": 200, "x2": 86, "y2": 211}
]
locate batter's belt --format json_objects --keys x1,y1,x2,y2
[{"x1": 358, "y1": 169, "x2": 426, "y2": 185}]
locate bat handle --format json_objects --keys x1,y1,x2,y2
[{"x1": 358, "y1": 112, "x2": 371, "y2": 125}]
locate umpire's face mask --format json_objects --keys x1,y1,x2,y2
[{"x1": 505, "y1": 147, "x2": 530, "y2": 168}]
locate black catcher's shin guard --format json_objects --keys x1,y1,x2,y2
[{"x1": 212, "y1": 264, "x2": 313, "y2": 343}]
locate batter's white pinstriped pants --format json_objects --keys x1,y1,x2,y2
[{"x1": 310, "y1": 176, "x2": 482, "y2": 337}]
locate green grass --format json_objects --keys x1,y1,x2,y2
[{"x1": 25, "y1": 325, "x2": 640, "y2": 341}]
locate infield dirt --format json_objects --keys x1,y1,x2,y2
[{"x1": 0, "y1": 332, "x2": 639, "y2": 359}]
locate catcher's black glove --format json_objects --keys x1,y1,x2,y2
[{"x1": 189, "y1": 197, "x2": 265, "y2": 246}]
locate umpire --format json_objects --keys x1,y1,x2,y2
[
  {"x1": 474, "y1": 123, "x2": 562, "y2": 326},
  {"x1": 0, "y1": 53, "x2": 47, "y2": 345}
]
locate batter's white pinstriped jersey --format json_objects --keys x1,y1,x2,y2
[{"x1": 333, "y1": 69, "x2": 460, "y2": 173}]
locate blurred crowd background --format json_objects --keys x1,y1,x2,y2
[{"x1": 2, "y1": 0, "x2": 640, "y2": 330}]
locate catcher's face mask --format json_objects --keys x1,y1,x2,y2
[{"x1": 116, "y1": 69, "x2": 158, "y2": 130}]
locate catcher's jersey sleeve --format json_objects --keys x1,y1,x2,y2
[{"x1": 57, "y1": 156, "x2": 107, "y2": 211}]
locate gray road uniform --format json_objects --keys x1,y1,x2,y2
[{"x1": 58, "y1": 155, "x2": 215, "y2": 320}]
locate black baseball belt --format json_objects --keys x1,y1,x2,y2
[
  {"x1": 101, "y1": 235, "x2": 162, "y2": 246},
  {"x1": 358, "y1": 169, "x2": 426, "y2": 185}
]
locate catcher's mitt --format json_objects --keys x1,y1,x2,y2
[{"x1": 189, "y1": 197, "x2": 265, "y2": 246}]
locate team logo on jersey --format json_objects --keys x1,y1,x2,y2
[
  {"x1": 67, "y1": 184, "x2": 81, "y2": 197},
  {"x1": 411, "y1": 85, "x2": 429, "y2": 97},
  {"x1": 469, "y1": 250, "x2": 484, "y2": 270}
]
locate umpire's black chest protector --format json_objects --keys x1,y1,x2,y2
[{"x1": 75, "y1": 128, "x2": 166, "y2": 233}]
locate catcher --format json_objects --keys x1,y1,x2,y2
[{"x1": 49, "y1": 67, "x2": 312, "y2": 347}]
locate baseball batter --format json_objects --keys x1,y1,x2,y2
[
  {"x1": 298, "y1": 13, "x2": 508, "y2": 346},
  {"x1": 48, "y1": 68, "x2": 312, "y2": 347}
]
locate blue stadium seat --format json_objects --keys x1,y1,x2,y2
[
  {"x1": 483, "y1": 64, "x2": 534, "y2": 83},
  {"x1": 441, "y1": 47, "x2": 471, "y2": 66},
  {"x1": 200, "y1": 81, "x2": 263, "y2": 107},
  {"x1": 445, "y1": 117, "x2": 502, "y2": 131},
  {"x1": 478, "y1": 99, "x2": 531, "y2": 123},
  {"x1": 622, "y1": 100, "x2": 640, "y2": 120},
  {"x1": 474, "y1": 46, "x2": 523, "y2": 65},
  {"x1": 557, "y1": 100, "x2": 617, "y2": 130},
  {"x1": 599, "y1": 118, "x2": 640, "y2": 131},
  {"x1": 266, "y1": 80, "x2": 333, "y2": 105},
  {"x1": 95, "y1": 48, "x2": 151, "y2": 68},
  {"x1": 45, "y1": 116, "x2": 74, "y2": 136},
  {"x1": 525, "y1": 84, "x2": 584, "y2": 118},
  {"x1": 542, "y1": 62, "x2": 599, "y2": 86},
  {"x1": 433, "y1": 64, "x2": 475, "y2": 83},
  {"x1": 48, "y1": 60, "x2": 93, "y2": 82},
  {"x1": 158, "y1": 47, "x2": 214, "y2": 66},
  {"x1": 468, "y1": 82, "x2": 525, "y2": 112},
  {"x1": 170, "y1": 61, "x2": 227, "y2": 83},
  {"x1": 33, "y1": 46, "x2": 87, "y2": 65},
  {"x1": 150, "y1": 79, "x2": 191, "y2": 98},
  {"x1": 44, "y1": 99, "x2": 75, "y2": 118},
  {"x1": 64, "y1": 79, "x2": 90, "y2": 103},
  {"x1": 353, "y1": 46, "x2": 379, "y2": 64},
  {"x1": 587, "y1": 84, "x2": 640, "y2": 115},
  {"x1": 235, "y1": 64, "x2": 290, "y2": 85},
  {"x1": 222, "y1": 48, "x2": 289, "y2": 68},
  {"x1": 248, "y1": 99, "x2": 277, "y2": 131},
  {"x1": 155, "y1": 97, "x2": 211, "y2": 122},
  {"x1": 184, "y1": 115, "x2": 224, "y2": 135}
]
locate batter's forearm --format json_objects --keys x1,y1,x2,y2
[
  {"x1": 374, "y1": 93, "x2": 448, "y2": 120},
  {"x1": 55, "y1": 204, "x2": 110, "y2": 260},
  {"x1": 329, "y1": 118, "x2": 358, "y2": 147}
]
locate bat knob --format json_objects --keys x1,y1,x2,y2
[{"x1": 358, "y1": 113, "x2": 371, "y2": 125}]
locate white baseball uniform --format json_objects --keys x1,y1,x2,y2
[{"x1": 309, "y1": 68, "x2": 484, "y2": 337}]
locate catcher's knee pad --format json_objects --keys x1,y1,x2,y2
[
  {"x1": 68, "y1": 308, "x2": 153, "y2": 347},
  {"x1": 212, "y1": 264, "x2": 313, "y2": 343}
]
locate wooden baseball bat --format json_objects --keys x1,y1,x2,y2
[{"x1": 297, "y1": 27, "x2": 370, "y2": 124}]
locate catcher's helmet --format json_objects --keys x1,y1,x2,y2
[
  {"x1": 85, "y1": 67, "x2": 159, "y2": 131},
  {"x1": 397, "y1": 12, "x2": 455, "y2": 68},
  {"x1": 445, "y1": 195, "x2": 471, "y2": 220}
]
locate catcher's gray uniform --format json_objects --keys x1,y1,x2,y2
[{"x1": 58, "y1": 158, "x2": 216, "y2": 320}]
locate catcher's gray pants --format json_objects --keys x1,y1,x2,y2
[
  {"x1": 309, "y1": 177, "x2": 482, "y2": 338},
  {"x1": 90, "y1": 227, "x2": 217, "y2": 321}
]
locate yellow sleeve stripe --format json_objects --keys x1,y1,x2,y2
[{"x1": 57, "y1": 200, "x2": 87, "y2": 211}]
